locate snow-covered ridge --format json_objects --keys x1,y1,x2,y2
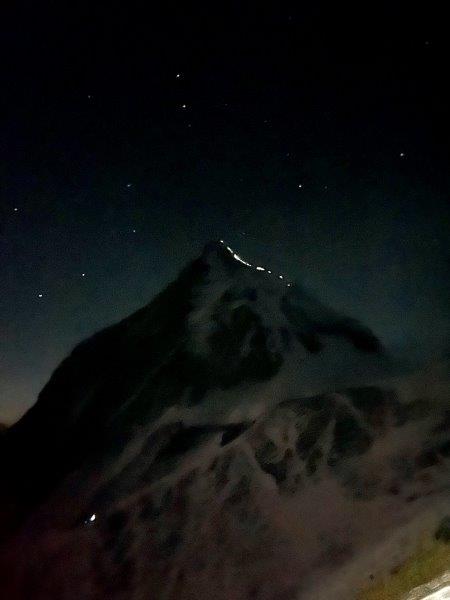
[{"x1": 1, "y1": 240, "x2": 447, "y2": 600}]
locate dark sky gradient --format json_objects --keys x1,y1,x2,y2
[{"x1": 1, "y1": 3, "x2": 449, "y2": 423}]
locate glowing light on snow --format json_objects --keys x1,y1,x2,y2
[
  {"x1": 221, "y1": 241, "x2": 291, "y2": 281},
  {"x1": 233, "y1": 252, "x2": 252, "y2": 267}
]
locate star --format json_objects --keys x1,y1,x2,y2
[
  {"x1": 126, "y1": 183, "x2": 132, "y2": 188},
  {"x1": 181, "y1": 104, "x2": 187, "y2": 109},
  {"x1": 38, "y1": 293, "x2": 43, "y2": 298},
  {"x1": 298, "y1": 184, "x2": 302, "y2": 188},
  {"x1": 176, "y1": 73, "x2": 181, "y2": 78},
  {"x1": 132, "y1": 229, "x2": 136, "y2": 233},
  {"x1": 81, "y1": 273, "x2": 86, "y2": 277},
  {"x1": 13, "y1": 207, "x2": 18, "y2": 212},
  {"x1": 87, "y1": 95, "x2": 92, "y2": 99},
  {"x1": 400, "y1": 152, "x2": 405, "y2": 157}
]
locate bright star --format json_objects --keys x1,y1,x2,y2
[{"x1": 38, "y1": 293, "x2": 43, "y2": 298}]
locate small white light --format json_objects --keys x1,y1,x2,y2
[
  {"x1": 219, "y1": 239, "x2": 224, "y2": 243},
  {"x1": 87, "y1": 95, "x2": 92, "y2": 99},
  {"x1": 400, "y1": 152, "x2": 405, "y2": 157},
  {"x1": 256, "y1": 266, "x2": 265, "y2": 271},
  {"x1": 126, "y1": 183, "x2": 132, "y2": 188},
  {"x1": 267, "y1": 270, "x2": 271, "y2": 274},
  {"x1": 81, "y1": 273, "x2": 85, "y2": 277},
  {"x1": 132, "y1": 229, "x2": 136, "y2": 233},
  {"x1": 176, "y1": 73, "x2": 181, "y2": 78},
  {"x1": 181, "y1": 104, "x2": 187, "y2": 109},
  {"x1": 298, "y1": 184, "x2": 302, "y2": 188},
  {"x1": 287, "y1": 283, "x2": 292, "y2": 287},
  {"x1": 38, "y1": 293, "x2": 43, "y2": 298},
  {"x1": 89, "y1": 514, "x2": 96, "y2": 522},
  {"x1": 14, "y1": 207, "x2": 18, "y2": 212},
  {"x1": 279, "y1": 275, "x2": 283, "y2": 279}
]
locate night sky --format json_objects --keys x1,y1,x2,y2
[{"x1": 1, "y1": 3, "x2": 449, "y2": 424}]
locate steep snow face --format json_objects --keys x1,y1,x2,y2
[
  {"x1": 0, "y1": 241, "x2": 389, "y2": 519},
  {"x1": 0, "y1": 241, "x2": 447, "y2": 599}
]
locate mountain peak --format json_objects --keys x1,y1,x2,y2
[{"x1": 201, "y1": 239, "x2": 253, "y2": 269}]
